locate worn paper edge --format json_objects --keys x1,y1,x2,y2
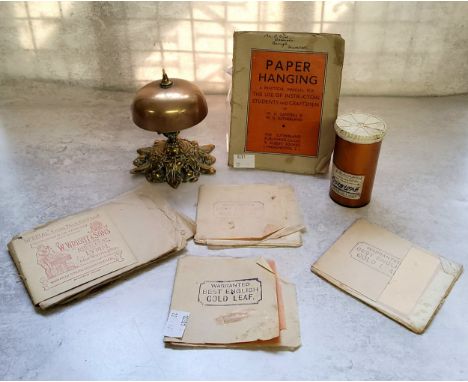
[
  {"x1": 227, "y1": 31, "x2": 343, "y2": 174},
  {"x1": 311, "y1": 260, "x2": 463, "y2": 334},
  {"x1": 164, "y1": 255, "x2": 282, "y2": 344},
  {"x1": 8, "y1": 186, "x2": 190, "y2": 309},
  {"x1": 165, "y1": 279, "x2": 301, "y2": 350}
]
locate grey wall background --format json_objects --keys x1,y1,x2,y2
[{"x1": 0, "y1": 1, "x2": 467, "y2": 96}]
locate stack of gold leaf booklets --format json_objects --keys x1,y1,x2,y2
[
  {"x1": 8, "y1": 186, "x2": 195, "y2": 309},
  {"x1": 194, "y1": 184, "x2": 305, "y2": 248},
  {"x1": 312, "y1": 219, "x2": 463, "y2": 333},
  {"x1": 164, "y1": 256, "x2": 301, "y2": 350}
]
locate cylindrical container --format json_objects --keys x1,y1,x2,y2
[{"x1": 330, "y1": 113, "x2": 387, "y2": 207}]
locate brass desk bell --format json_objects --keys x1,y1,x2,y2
[{"x1": 130, "y1": 70, "x2": 216, "y2": 188}]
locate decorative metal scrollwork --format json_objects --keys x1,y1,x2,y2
[{"x1": 131, "y1": 132, "x2": 216, "y2": 188}]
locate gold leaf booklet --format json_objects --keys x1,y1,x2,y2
[
  {"x1": 8, "y1": 186, "x2": 195, "y2": 309},
  {"x1": 195, "y1": 183, "x2": 305, "y2": 248},
  {"x1": 312, "y1": 219, "x2": 463, "y2": 333},
  {"x1": 164, "y1": 255, "x2": 301, "y2": 350},
  {"x1": 228, "y1": 31, "x2": 345, "y2": 174}
]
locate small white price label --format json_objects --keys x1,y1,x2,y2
[
  {"x1": 233, "y1": 154, "x2": 255, "y2": 168},
  {"x1": 164, "y1": 310, "x2": 190, "y2": 338}
]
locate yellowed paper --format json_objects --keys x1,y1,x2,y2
[
  {"x1": 168, "y1": 278, "x2": 301, "y2": 350},
  {"x1": 164, "y1": 256, "x2": 280, "y2": 345},
  {"x1": 10, "y1": 209, "x2": 137, "y2": 304},
  {"x1": 378, "y1": 247, "x2": 440, "y2": 316},
  {"x1": 195, "y1": 184, "x2": 287, "y2": 241},
  {"x1": 205, "y1": 231, "x2": 302, "y2": 248},
  {"x1": 131, "y1": 186, "x2": 195, "y2": 245},
  {"x1": 195, "y1": 184, "x2": 304, "y2": 246},
  {"x1": 8, "y1": 187, "x2": 195, "y2": 309},
  {"x1": 311, "y1": 218, "x2": 463, "y2": 333},
  {"x1": 38, "y1": 192, "x2": 194, "y2": 309}
]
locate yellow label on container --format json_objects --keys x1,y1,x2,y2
[{"x1": 331, "y1": 165, "x2": 365, "y2": 200}]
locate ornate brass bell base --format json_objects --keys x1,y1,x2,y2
[{"x1": 131, "y1": 132, "x2": 216, "y2": 188}]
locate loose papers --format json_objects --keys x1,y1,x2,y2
[
  {"x1": 8, "y1": 186, "x2": 195, "y2": 309},
  {"x1": 311, "y1": 218, "x2": 463, "y2": 333},
  {"x1": 164, "y1": 255, "x2": 301, "y2": 350},
  {"x1": 194, "y1": 184, "x2": 305, "y2": 247}
]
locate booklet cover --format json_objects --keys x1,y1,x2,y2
[
  {"x1": 194, "y1": 183, "x2": 304, "y2": 247},
  {"x1": 228, "y1": 31, "x2": 345, "y2": 174},
  {"x1": 164, "y1": 255, "x2": 301, "y2": 349},
  {"x1": 311, "y1": 219, "x2": 463, "y2": 333},
  {"x1": 8, "y1": 187, "x2": 195, "y2": 309}
]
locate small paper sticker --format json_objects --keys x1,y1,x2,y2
[
  {"x1": 164, "y1": 310, "x2": 190, "y2": 338},
  {"x1": 233, "y1": 154, "x2": 255, "y2": 168},
  {"x1": 331, "y1": 165, "x2": 365, "y2": 200}
]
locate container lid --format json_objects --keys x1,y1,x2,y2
[{"x1": 335, "y1": 113, "x2": 387, "y2": 144}]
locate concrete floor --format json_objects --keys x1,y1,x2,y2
[{"x1": 0, "y1": 81, "x2": 467, "y2": 380}]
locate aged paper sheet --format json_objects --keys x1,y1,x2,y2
[
  {"x1": 11, "y1": 209, "x2": 137, "y2": 304},
  {"x1": 165, "y1": 256, "x2": 280, "y2": 344},
  {"x1": 195, "y1": 184, "x2": 304, "y2": 247},
  {"x1": 8, "y1": 187, "x2": 195, "y2": 309},
  {"x1": 312, "y1": 218, "x2": 463, "y2": 333},
  {"x1": 165, "y1": 255, "x2": 301, "y2": 350}
]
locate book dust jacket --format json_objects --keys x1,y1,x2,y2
[{"x1": 229, "y1": 32, "x2": 344, "y2": 174}]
